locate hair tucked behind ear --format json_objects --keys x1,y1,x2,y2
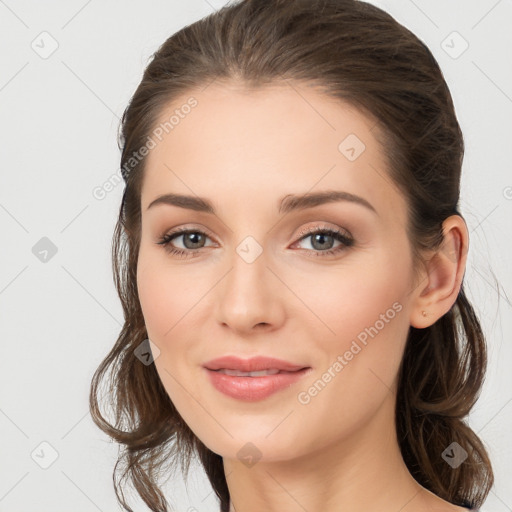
[
  {"x1": 397, "y1": 289, "x2": 492, "y2": 507},
  {"x1": 89, "y1": 1, "x2": 493, "y2": 510}
]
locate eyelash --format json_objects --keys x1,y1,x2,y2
[{"x1": 156, "y1": 224, "x2": 354, "y2": 259}]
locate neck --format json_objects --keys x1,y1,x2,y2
[{"x1": 223, "y1": 391, "x2": 440, "y2": 512}]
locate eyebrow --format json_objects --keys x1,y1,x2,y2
[{"x1": 146, "y1": 190, "x2": 377, "y2": 215}]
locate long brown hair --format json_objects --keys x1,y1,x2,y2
[{"x1": 89, "y1": 1, "x2": 494, "y2": 510}]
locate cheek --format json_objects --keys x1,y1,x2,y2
[
  {"x1": 291, "y1": 275, "x2": 409, "y2": 451},
  {"x1": 289, "y1": 245, "x2": 412, "y2": 401},
  {"x1": 137, "y1": 259, "x2": 201, "y2": 409},
  {"x1": 136, "y1": 249, "x2": 197, "y2": 338},
  {"x1": 285, "y1": 254, "x2": 410, "y2": 345}
]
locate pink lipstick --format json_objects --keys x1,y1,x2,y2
[{"x1": 203, "y1": 355, "x2": 312, "y2": 401}]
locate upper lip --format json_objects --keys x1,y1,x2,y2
[{"x1": 203, "y1": 355, "x2": 309, "y2": 372}]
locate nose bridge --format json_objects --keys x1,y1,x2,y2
[{"x1": 215, "y1": 230, "x2": 282, "y2": 330}]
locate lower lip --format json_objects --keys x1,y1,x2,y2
[{"x1": 204, "y1": 367, "x2": 312, "y2": 401}]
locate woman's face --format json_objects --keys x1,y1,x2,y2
[{"x1": 137, "y1": 81, "x2": 421, "y2": 462}]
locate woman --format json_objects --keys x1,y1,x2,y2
[{"x1": 89, "y1": 0, "x2": 493, "y2": 510}]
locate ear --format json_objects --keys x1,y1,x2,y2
[{"x1": 409, "y1": 215, "x2": 469, "y2": 329}]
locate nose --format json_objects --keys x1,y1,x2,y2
[{"x1": 214, "y1": 241, "x2": 285, "y2": 335}]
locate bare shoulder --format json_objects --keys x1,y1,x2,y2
[
  {"x1": 412, "y1": 490, "x2": 474, "y2": 512},
  {"x1": 428, "y1": 502, "x2": 473, "y2": 512},
  {"x1": 431, "y1": 501, "x2": 472, "y2": 512}
]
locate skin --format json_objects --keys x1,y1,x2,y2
[{"x1": 136, "y1": 80, "x2": 470, "y2": 512}]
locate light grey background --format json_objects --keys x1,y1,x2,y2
[{"x1": 0, "y1": 1, "x2": 510, "y2": 511}]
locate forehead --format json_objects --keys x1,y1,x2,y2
[{"x1": 140, "y1": 81, "x2": 405, "y2": 224}]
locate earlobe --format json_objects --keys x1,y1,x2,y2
[{"x1": 410, "y1": 215, "x2": 469, "y2": 329}]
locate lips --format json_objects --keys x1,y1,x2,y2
[
  {"x1": 202, "y1": 355, "x2": 312, "y2": 401},
  {"x1": 203, "y1": 355, "x2": 309, "y2": 373},
  {"x1": 203, "y1": 367, "x2": 311, "y2": 402}
]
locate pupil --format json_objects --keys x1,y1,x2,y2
[
  {"x1": 185, "y1": 232, "x2": 203, "y2": 249},
  {"x1": 313, "y1": 233, "x2": 332, "y2": 250}
]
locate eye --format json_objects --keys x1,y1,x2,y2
[
  {"x1": 291, "y1": 224, "x2": 354, "y2": 257},
  {"x1": 156, "y1": 227, "x2": 216, "y2": 258}
]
